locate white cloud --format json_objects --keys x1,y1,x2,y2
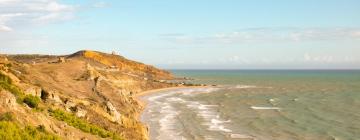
[
  {"x1": 33, "y1": 12, "x2": 73, "y2": 24},
  {"x1": 303, "y1": 53, "x2": 336, "y2": 63},
  {"x1": 229, "y1": 55, "x2": 239, "y2": 62},
  {"x1": 304, "y1": 53, "x2": 312, "y2": 61},
  {"x1": 0, "y1": 24, "x2": 12, "y2": 31},
  {"x1": 217, "y1": 55, "x2": 251, "y2": 64},
  {"x1": 27, "y1": 1, "x2": 73, "y2": 12},
  {"x1": 0, "y1": 0, "x2": 75, "y2": 32},
  {"x1": 0, "y1": 13, "x2": 25, "y2": 31},
  {"x1": 161, "y1": 27, "x2": 360, "y2": 44},
  {"x1": 352, "y1": 31, "x2": 360, "y2": 39},
  {"x1": 93, "y1": 1, "x2": 109, "y2": 8}
]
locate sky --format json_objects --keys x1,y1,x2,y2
[{"x1": 0, "y1": 0, "x2": 360, "y2": 69}]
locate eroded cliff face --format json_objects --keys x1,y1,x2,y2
[
  {"x1": 0, "y1": 51, "x2": 180, "y2": 140},
  {"x1": 71, "y1": 50, "x2": 173, "y2": 80}
]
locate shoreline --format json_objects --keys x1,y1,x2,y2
[
  {"x1": 134, "y1": 85, "x2": 214, "y2": 139},
  {"x1": 134, "y1": 85, "x2": 210, "y2": 108}
]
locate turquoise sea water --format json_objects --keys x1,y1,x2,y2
[{"x1": 141, "y1": 70, "x2": 360, "y2": 140}]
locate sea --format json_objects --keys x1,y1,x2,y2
[{"x1": 140, "y1": 70, "x2": 360, "y2": 140}]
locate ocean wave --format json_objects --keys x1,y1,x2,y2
[
  {"x1": 234, "y1": 85, "x2": 258, "y2": 89},
  {"x1": 186, "y1": 100, "x2": 234, "y2": 133},
  {"x1": 251, "y1": 106, "x2": 281, "y2": 110},
  {"x1": 229, "y1": 84, "x2": 273, "y2": 89},
  {"x1": 166, "y1": 97, "x2": 187, "y2": 103},
  {"x1": 148, "y1": 87, "x2": 220, "y2": 100},
  {"x1": 147, "y1": 91, "x2": 177, "y2": 102},
  {"x1": 167, "y1": 88, "x2": 235, "y2": 134},
  {"x1": 230, "y1": 133, "x2": 254, "y2": 139},
  {"x1": 157, "y1": 103, "x2": 183, "y2": 139},
  {"x1": 143, "y1": 90, "x2": 185, "y2": 140},
  {"x1": 143, "y1": 87, "x2": 238, "y2": 139},
  {"x1": 269, "y1": 98, "x2": 280, "y2": 106},
  {"x1": 179, "y1": 87, "x2": 220, "y2": 96}
]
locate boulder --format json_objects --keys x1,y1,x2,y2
[
  {"x1": 42, "y1": 89, "x2": 63, "y2": 105},
  {"x1": 64, "y1": 100, "x2": 76, "y2": 112},
  {"x1": 24, "y1": 86, "x2": 42, "y2": 97},
  {"x1": 105, "y1": 101, "x2": 121, "y2": 123},
  {"x1": 75, "y1": 108, "x2": 87, "y2": 118},
  {"x1": 0, "y1": 90, "x2": 17, "y2": 109},
  {"x1": 86, "y1": 63, "x2": 101, "y2": 80}
]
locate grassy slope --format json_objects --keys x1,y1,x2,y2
[
  {"x1": 1, "y1": 72, "x2": 123, "y2": 140},
  {"x1": 0, "y1": 113, "x2": 60, "y2": 140}
]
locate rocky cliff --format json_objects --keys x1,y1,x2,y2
[{"x1": 0, "y1": 50, "x2": 181, "y2": 140}]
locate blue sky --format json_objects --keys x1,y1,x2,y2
[{"x1": 0, "y1": 0, "x2": 360, "y2": 69}]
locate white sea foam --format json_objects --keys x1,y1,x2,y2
[
  {"x1": 269, "y1": 98, "x2": 280, "y2": 106},
  {"x1": 230, "y1": 133, "x2": 254, "y2": 139},
  {"x1": 251, "y1": 106, "x2": 281, "y2": 110},
  {"x1": 142, "y1": 87, "x2": 235, "y2": 139},
  {"x1": 208, "y1": 124, "x2": 232, "y2": 132},
  {"x1": 186, "y1": 100, "x2": 234, "y2": 133},
  {"x1": 211, "y1": 118, "x2": 231, "y2": 124},
  {"x1": 230, "y1": 84, "x2": 273, "y2": 89},
  {"x1": 179, "y1": 87, "x2": 220, "y2": 96},
  {"x1": 147, "y1": 92, "x2": 176, "y2": 102},
  {"x1": 166, "y1": 97, "x2": 187, "y2": 103},
  {"x1": 147, "y1": 87, "x2": 219, "y2": 100},
  {"x1": 142, "y1": 89, "x2": 188, "y2": 140},
  {"x1": 157, "y1": 103, "x2": 183, "y2": 139},
  {"x1": 203, "y1": 136, "x2": 217, "y2": 140},
  {"x1": 234, "y1": 85, "x2": 258, "y2": 89}
]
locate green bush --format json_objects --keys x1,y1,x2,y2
[
  {"x1": 0, "y1": 121, "x2": 60, "y2": 140},
  {"x1": 3, "y1": 63, "x2": 12, "y2": 68},
  {"x1": 0, "y1": 72, "x2": 25, "y2": 102},
  {"x1": 37, "y1": 125, "x2": 46, "y2": 132},
  {"x1": 0, "y1": 112, "x2": 15, "y2": 121},
  {"x1": 0, "y1": 72, "x2": 12, "y2": 84},
  {"x1": 0, "y1": 72, "x2": 43, "y2": 108},
  {"x1": 23, "y1": 95, "x2": 41, "y2": 108},
  {"x1": 49, "y1": 109, "x2": 122, "y2": 140}
]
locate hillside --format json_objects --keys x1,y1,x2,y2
[{"x1": 0, "y1": 50, "x2": 184, "y2": 140}]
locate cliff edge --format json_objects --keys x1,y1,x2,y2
[{"x1": 0, "y1": 50, "x2": 182, "y2": 140}]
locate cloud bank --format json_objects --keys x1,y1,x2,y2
[
  {"x1": 0, "y1": 0, "x2": 75, "y2": 32},
  {"x1": 161, "y1": 27, "x2": 360, "y2": 44}
]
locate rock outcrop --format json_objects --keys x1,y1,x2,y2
[
  {"x1": 0, "y1": 90, "x2": 17, "y2": 109},
  {"x1": 24, "y1": 86, "x2": 42, "y2": 97},
  {"x1": 106, "y1": 101, "x2": 121, "y2": 123},
  {"x1": 70, "y1": 50, "x2": 173, "y2": 80}
]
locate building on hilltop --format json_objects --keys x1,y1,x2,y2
[{"x1": 58, "y1": 57, "x2": 66, "y2": 63}]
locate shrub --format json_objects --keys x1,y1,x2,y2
[
  {"x1": 5, "y1": 63, "x2": 12, "y2": 67},
  {"x1": 0, "y1": 72, "x2": 25, "y2": 101},
  {"x1": 0, "y1": 112, "x2": 15, "y2": 121},
  {"x1": 0, "y1": 73, "x2": 11, "y2": 84},
  {"x1": 49, "y1": 109, "x2": 122, "y2": 140},
  {"x1": 1, "y1": 71, "x2": 44, "y2": 111},
  {"x1": 37, "y1": 125, "x2": 46, "y2": 132},
  {"x1": 23, "y1": 95, "x2": 41, "y2": 108}
]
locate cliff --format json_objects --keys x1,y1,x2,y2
[{"x1": 0, "y1": 50, "x2": 182, "y2": 140}]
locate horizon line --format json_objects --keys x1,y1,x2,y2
[{"x1": 167, "y1": 68, "x2": 360, "y2": 71}]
